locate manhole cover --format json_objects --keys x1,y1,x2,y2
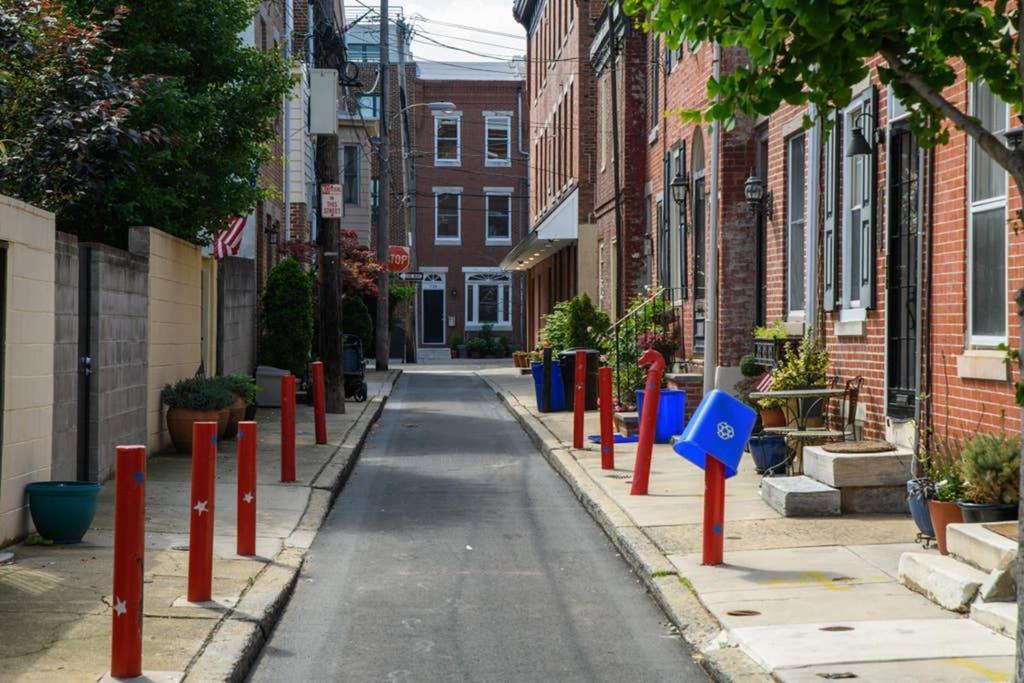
[
  {"x1": 726, "y1": 609, "x2": 760, "y2": 617},
  {"x1": 819, "y1": 626, "x2": 855, "y2": 632}
]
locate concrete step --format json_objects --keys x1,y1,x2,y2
[
  {"x1": 760, "y1": 476, "x2": 840, "y2": 517},
  {"x1": 971, "y1": 601, "x2": 1017, "y2": 638},
  {"x1": 947, "y1": 523, "x2": 1017, "y2": 573},
  {"x1": 839, "y1": 485, "x2": 908, "y2": 514},
  {"x1": 613, "y1": 412, "x2": 639, "y2": 437},
  {"x1": 416, "y1": 347, "x2": 453, "y2": 362},
  {"x1": 803, "y1": 444, "x2": 913, "y2": 487},
  {"x1": 898, "y1": 552, "x2": 988, "y2": 612}
]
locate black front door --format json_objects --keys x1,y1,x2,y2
[
  {"x1": 422, "y1": 289, "x2": 444, "y2": 345},
  {"x1": 886, "y1": 127, "x2": 920, "y2": 418}
]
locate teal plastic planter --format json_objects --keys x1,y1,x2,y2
[{"x1": 25, "y1": 481, "x2": 102, "y2": 544}]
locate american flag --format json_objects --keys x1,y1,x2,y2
[
  {"x1": 212, "y1": 215, "x2": 247, "y2": 259},
  {"x1": 756, "y1": 372, "x2": 773, "y2": 392}
]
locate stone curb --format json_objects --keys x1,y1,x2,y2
[
  {"x1": 184, "y1": 371, "x2": 401, "y2": 682},
  {"x1": 477, "y1": 373, "x2": 772, "y2": 683}
]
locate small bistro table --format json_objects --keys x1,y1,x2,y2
[{"x1": 748, "y1": 387, "x2": 849, "y2": 474}]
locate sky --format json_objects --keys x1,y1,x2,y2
[{"x1": 347, "y1": 0, "x2": 527, "y2": 63}]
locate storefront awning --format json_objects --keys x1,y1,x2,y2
[{"x1": 500, "y1": 188, "x2": 578, "y2": 271}]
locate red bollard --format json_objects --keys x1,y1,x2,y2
[
  {"x1": 237, "y1": 421, "x2": 257, "y2": 557},
  {"x1": 281, "y1": 374, "x2": 296, "y2": 483},
  {"x1": 187, "y1": 421, "x2": 218, "y2": 603},
  {"x1": 598, "y1": 367, "x2": 614, "y2": 470},
  {"x1": 630, "y1": 348, "x2": 666, "y2": 495},
  {"x1": 311, "y1": 361, "x2": 327, "y2": 445},
  {"x1": 702, "y1": 457, "x2": 726, "y2": 565},
  {"x1": 111, "y1": 445, "x2": 146, "y2": 679},
  {"x1": 572, "y1": 350, "x2": 586, "y2": 449}
]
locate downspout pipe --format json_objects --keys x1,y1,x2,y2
[
  {"x1": 703, "y1": 42, "x2": 721, "y2": 395},
  {"x1": 806, "y1": 105, "x2": 822, "y2": 331},
  {"x1": 609, "y1": 40, "x2": 625, "y2": 319}
]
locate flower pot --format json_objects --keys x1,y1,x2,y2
[
  {"x1": 928, "y1": 500, "x2": 963, "y2": 555},
  {"x1": 217, "y1": 407, "x2": 230, "y2": 438},
  {"x1": 25, "y1": 481, "x2": 102, "y2": 544},
  {"x1": 759, "y1": 406, "x2": 786, "y2": 429},
  {"x1": 166, "y1": 407, "x2": 222, "y2": 453},
  {"x1": 749, "y1": 434, "x2": 789, "y2": 475},
  {"x1": 956, "y1": 501, "x2": 1018, "y2": 524},
  {"x1": 907, "y1": 480, "x2": 935, "y2": 538},
  {"x1": 222, "y1": 396, "x2": 246, "y2": 440}
]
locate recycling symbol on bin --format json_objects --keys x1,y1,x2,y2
[{"x1": 716, "y1": 421, "x2": 735, "y2": 441}]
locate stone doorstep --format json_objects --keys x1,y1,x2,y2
[
  {"x1": 839, "y1": 485, "x2": 909, "y2": 514},
  {"x1": 802, "y1": 444, "x2": 914, "y2": 488},
  {"x1": 898, "y1": 552, "x2": 988, "y2": 612},
  {"x1": 613, "y1": 411, "x2": 639, "y2": 437},
  {"x1": 946, "y1": 523, "x2": 1018, "y2": 573},
  {"x1": 760, "y1": 476, "x2": 841, "y2": 517},
  {"x1": 971, "y1": 601, "x2": 1017, "y2": 638}
]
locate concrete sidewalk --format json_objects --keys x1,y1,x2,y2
[
  {"x1": 479, "y1": 367, "x2": 1016, "y2": 682},
  {"x1": 0, "y1": 370, "x2": 399, "y2": 682}
]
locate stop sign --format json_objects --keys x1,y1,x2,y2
[{"x1": 387, "y1": 245, "x2": 411, "y2": 273}]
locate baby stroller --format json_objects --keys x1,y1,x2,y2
[{"x1": 343, "y1": 334, "x2": 368, "y2": 402}]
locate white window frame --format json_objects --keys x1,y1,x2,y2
[
  {"x1": 433, "y1": 187, "x2": 462, "y2": 245},
  {"x1": 484, "y1": 187, "x2": 513, "y2": 245},
  {"x1": 785, "y1": 133, "x2": 807, "y2": 317},
  {"x1": 484, "y1": 111, "x2": 512, "y2": 167},
  {"x1": 434, "y1": 112, "x2": 462, "y2": 166},
  {"x1": 967, "y1": 81, "x2": 1009, "y2": 348},
  {"x1": 841, "y1": 96, "x2": 872, "y2": 313},
  {"x1": 464, "y1": 267, "x2": 512, "y2": 331}
]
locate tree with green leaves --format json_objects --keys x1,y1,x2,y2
[
  {"x1": 260, "y1": 258, "x2": 313, "y2": 378},
  {"x1": 62, "y1": 0, "x2": 293, "y2": 244},
  {"x1": 624, "y1": 0, "x2": 1024, "y2": 202}
]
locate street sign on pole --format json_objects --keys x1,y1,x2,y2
[
  {"x1": 321, "y1": 184, "x2": 342, "y2": 218},
  {"x1": 397, "y1": 272, "x2": 424, "y2": 282},
  {"x1": 387, "y1": 245, "x2": 411, "y2": 273}
]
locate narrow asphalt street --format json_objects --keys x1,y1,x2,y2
[{"x1": 250, "y1": 367, "x2": 707, "y2": 682}]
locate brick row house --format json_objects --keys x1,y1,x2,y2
[
  {"x1": 508, "y1": 0, "x2": 1024, "y2": 449},
  {"x1": 412, "y1": 63, "x2": 528, "y2": 357}
]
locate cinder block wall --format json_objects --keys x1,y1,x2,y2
[
  {"x1": 135, "y1": 227, "x2": 204, "y2": 453},
  {"x1": 217, "y1": 257, "x2": 256, "y2": 376},
  {"x1": 0, "y1": 195, "x2": 55, "y2": 543},
  {"x1": 51, "y1": 233, "x2": 79, "y2": 481}
]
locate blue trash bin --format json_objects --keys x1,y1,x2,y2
[
  {"x1": 672, "y1": 389, "x2": 757, "y2": 477},
  {"x1": 531, "y1": 361, "x2": 565, "y2": 412},
  {"x1": 636, "y1": 389, "x2": 686, "y2": 444}
]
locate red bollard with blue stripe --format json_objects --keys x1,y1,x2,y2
[
  {"x1": 110, "y1": 444, "x2": 146, "y2": 678},
  {"x1": 672, "y1": 389, "x2": 757, "y2": 565},
  {"x1": 630, "y1": 348, "x2": 666, "y2": 495},
  {"x1": 598, "y1": 366, "x2": 614, "y2": 470}
]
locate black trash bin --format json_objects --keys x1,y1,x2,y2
[{"x1": 557, "y1": 348, "x2": 600, "y2": 411}]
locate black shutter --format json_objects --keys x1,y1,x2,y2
[
  {"x1": 823, "y1": 112, "x2": 838, "y2": 311},
  {"x1": 660, "y1": 151, "x2": 670, "y2": 287},
  {"x1": 679, "y1": 141, "x2": 688, "y2": 299},
  {"x1": 862, "y1": 86, "x2": 878, "y2": 308}
]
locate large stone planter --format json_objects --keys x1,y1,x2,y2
[{"x1": 166, "y1": 407, "x2": 222, "y2": 453}]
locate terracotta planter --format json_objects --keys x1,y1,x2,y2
[
  {"x1": 166, "y1": 407, "x2": 222, "y2": 454},
  {"x1": 222, "y1": 396, "x2": 246, "y2": 440},
  {"x1": 217, "y1": 407, "x2": 230, "y2": 438},
  {"x1": 928, "y1": 500, "x2": 963, "y2": 555},
  {"x1": 759, "y1": 406, "x2": 787, "y2": 429}
]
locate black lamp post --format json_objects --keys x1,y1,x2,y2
[
  {"x1": 744, "y1": 170, "x2": 773, "y2": 219},
  {"x1": 670, "y1": 169, "x2": 689, "y2": 207},
  {"x1": 265, "y1": 220, "x2": 280, "y2": 247}
]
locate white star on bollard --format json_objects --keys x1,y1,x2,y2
[
  {"x1": 716, "y1": 421, "x2": 735, "y2": 441},
  {"x1": 242, "y1": 491, "x2": 254, "y2": 504},
  {"x1": 194, "y1": 500, "x2": 209, "y2": 516},
  {"x1": 113, "y1": 597, "x2": 127, "y2": 616}
]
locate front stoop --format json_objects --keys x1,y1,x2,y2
[
  {"x1": 802, "y1": 445, "x2": 912, "y2": 513},
  {"x1": 760, "y1": 476, "x2": 840, "y2": 517},
  {"x1": 971, "y1": 601, "x2": 1018, "y2": 637},
  {"x1": 947, "y1": 523, "x2": 1018, "y2": 573},
  {"x1": 898, "y1": 552, "x2": 988, "y2": 612},
  {"x1": 613, "y1": 411, "x2": 639, "y2": 437}
]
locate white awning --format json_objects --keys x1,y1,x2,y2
[{"x1": 500, "y1": 188, "x2": 578, "y2": 271}]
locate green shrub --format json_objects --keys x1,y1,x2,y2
[
  {"x1": 739, "y1": 354, "x2": 762, "y2": 377},
  {"x1": 754, "y1": 320, "x2": 789, "y2": 340},
  {"x1": 212, "y1": 373, "x2": 259, "y2": 404},
  {"x1": 161, "y1": 377, "x2": 233, "y2": 411},
  {"x1": 389, "y1": 282, "x2": 415, "y2": 329},
  {"x1": 539, "y1": 294, "x2": 610, "y2": 352},
  {"x1": 260, "y1": 258, "x2": 313, "y2": 377},
  {"x1": 466, "y1": 337, "x2": 489, "y2": 354},
  {"x1": 450, "y1": 332, "x2": 462, "y2": 350},
  {"x1": 342, "y1": 294, "x2": 373, "y2": 353},
  {"x1": 959, "y1": 432, "x2": 1021, "y2": 505}
]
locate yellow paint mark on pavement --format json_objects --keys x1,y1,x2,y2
[
  {"x1": 946, "y1": 658, "x2": 1010, "y2": 681},
  {"x1": 759, "y1": 571, "x2": 883, "y2": 592}
]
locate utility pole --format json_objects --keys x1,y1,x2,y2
[
  {"x1": 374, "y1": 0, "x2": 391, "y2": 370},
  {"x1": 397, "y1": 17, "x2": 416, "y2": 363}
]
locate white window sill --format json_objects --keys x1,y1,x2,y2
[
  {"x1": 486, "y1": 239, "x2": 512, "y2": 246},
  {"x1": 782, "y1": 318, "x2": 805, "y2": 336},
  {"x1": 485, "y1": 160, "x2": 511, "y2": 168},
  {"x1": 834, "y1": 319, "x2": 866, "y2": 337},
  {"x1": 465, "y1": 323, "x2": 512, "y2": 331},
  {"x1": 648, "y1": 127, "x2": 659, "y2": 145},
  {"x1": 956, "y1": 349, "x2": 1010, "y2": 382},
  {"x1": 434, "y1": 159, "x2": 461, "y2": 167},
  {"x1": 434, "y1": 239, "x2": 461, "y2": 246},
  {"x1": 839, "y1": 306, "x2": 867, "y2": 323}
]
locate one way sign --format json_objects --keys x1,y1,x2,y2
[{"x1": 397, "y1": 272, "x2": 424, "y2": 282}]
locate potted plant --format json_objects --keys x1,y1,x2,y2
[
  {"x1": 513, "y1": 350, "x2": 530, "y2": 368},
  {"x1": 212, "y1": 373, "x2": 258, "y2": 439},
  {"x1": 161, "y1": 377, "x2": 234, "y2": 453},
  {"x1": 450, "y1": 333, "x2": 462, "y2": 359},
  {"x1": 25, "y1": 481, "x2": 103, "y2": 544},
  {"x1": 907, "y1": 474, "x2": 936, "y2": 540},
  {"x1": 956, "y1": 431, "x2": 1020, "y2": 523},
  {"x1": 466, "y1": 336, "x2": 488, "y2": 359},
  {"x1": 928, "y1": 456, "x2": 966, "y2": 555},
  {"x1": 764, "y1": 333, "x2": 830, "y2": 427}
]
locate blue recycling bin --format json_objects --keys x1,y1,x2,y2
[
  {"x1": 636, "y1": 388, "x2": 686, "y2": 444},
  {"x1": 531, "y1": 361, "x2": 565, "y2": 412},
  {"x1": 672, "y1": 389, "x2": 756, "y2": 478}
]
